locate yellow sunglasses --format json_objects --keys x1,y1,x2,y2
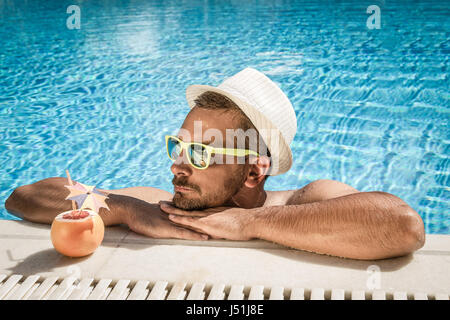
[{"x1": 165, "y1": 135, "x2": 259, "y2": 170}]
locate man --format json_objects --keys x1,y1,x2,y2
[{"x1": 5, "y1": 68, "x2": 425, "y2": 260}]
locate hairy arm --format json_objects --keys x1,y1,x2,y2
[
  {"x1": 4, "y1": 177, "x2": 171, "y2": 226},
  {"x1": 4, "y1": 177, "x2": 206, "y2": 240},
  {"x1": 160, "y1": 179, "x2": 425, "y2": 259},
  {"x1": 251, "y1": 180, "x2": 425, "y2": 260}
]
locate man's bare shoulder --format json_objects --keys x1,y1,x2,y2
[
  {"x1": 264, "y1": 189, "x2": 297, "y2": 206},
  {"x1": 266, "y1": 179, "x2": 360, "y2": 206},
  {"x1": 100, "y1": 186, "x2": 173, "y2": 204}
]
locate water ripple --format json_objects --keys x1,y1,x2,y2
[{"x1": 0, "y1": 0, "x2": 448, "y2": 233}]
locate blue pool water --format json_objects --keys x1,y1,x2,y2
[{"x1": 0, "y1": 0, "x2": 448, "y2": 234}]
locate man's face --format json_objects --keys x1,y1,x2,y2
[{"x1": 170, "y1": 107, "x2": 248, "y2": 210}]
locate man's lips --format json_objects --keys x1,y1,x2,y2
[{"x1": 174, "y1": 185, "x2": 194, "y2": 192}]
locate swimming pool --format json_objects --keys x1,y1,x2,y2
[{"x1": 0, "y1": 0, "x2": 448, "y2": 234}]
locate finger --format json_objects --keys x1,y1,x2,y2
[
  {"x1": 159, "y1": 202, "x2": 206, "y2": 217},
  {"x1": 169, "y1": 217, "x2": 224, "y2": 240},
  {"x1": 169, "y1": 214, "x2": 199, "y2": 227},
  {"x1": 171, "y1": 226, "x2": 209, "y2": 241},
  {"x1": 168, "y1": 214, "x2": 203, "y2": 228},
  {"x1": 171, "y1": 221, "x2": 207, "y2": 235}
]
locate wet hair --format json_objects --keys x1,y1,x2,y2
[{"x1": 193, "y1": 91, "x2": 271, "y2": 181}]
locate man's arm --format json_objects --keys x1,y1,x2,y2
[
  {"x1": 4, "y1": 177, "x2": 162, "y2": 225},
  {"x1": 4, "y1": 177, "x2": 207, "y2": 240},
  {"x1": 250, "y1": 180, "x2": 425, "y2": 260},
  {"x1": 161, "y1": 179, "x2": 425, "y2": 260}
]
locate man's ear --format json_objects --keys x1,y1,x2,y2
[{"x1": 244, "y1": 156, "x2": 271, "y2": 188}]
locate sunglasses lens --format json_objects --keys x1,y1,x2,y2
[
  {"x1": 189, "y1": 144, "x2": 209, "y2": 168},
  {"x1": 167, "y1": 137, "x2": 182, "y2": 160}
]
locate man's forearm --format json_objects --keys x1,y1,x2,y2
[
  {"x1": 250, "y1": 191, "x2": 425, "y2": 260},
  {"x1": 5, "y1": 177, "x2": 128, "y2": 226}
]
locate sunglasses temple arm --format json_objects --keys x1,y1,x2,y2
[{"x1": 214, "y1": 148, "x2": 259, "y2": 157}]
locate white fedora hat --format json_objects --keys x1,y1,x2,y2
[{"x1": 185, "y1": 67, "x2": 297, "y2": 176}]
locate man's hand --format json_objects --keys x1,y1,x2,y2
[
  {"x1": 124, "y1": 200, "x2": 209, "y2": 241},
  {"x1": 159, "y1": 201, "x2": 257, "y2": 241}
]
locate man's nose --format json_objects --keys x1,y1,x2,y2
[{"x1": 170, "y1": 150, "x2": 193, "y2": 176}]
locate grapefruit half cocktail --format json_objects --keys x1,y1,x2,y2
[{"x1": 51, "y1": 209, "x2": 104, "y2": 258}]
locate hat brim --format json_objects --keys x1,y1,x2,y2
[{"x1": 186, "y1": 84, "x2": 293, "y2": 176}]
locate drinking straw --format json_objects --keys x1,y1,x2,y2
[{"x1": 65, "y1": 169, "x2": 77, "y2": 211}]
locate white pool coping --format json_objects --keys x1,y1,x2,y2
[{"x1": 0, "y1": 220, "x2": 449, "y2": 298}]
